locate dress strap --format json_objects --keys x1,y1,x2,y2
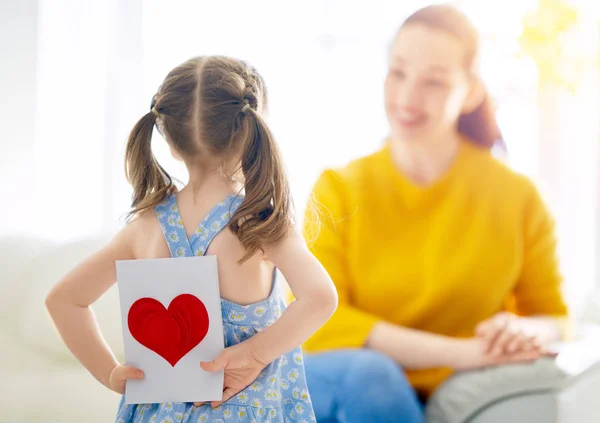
[
  {"x1": 188, "y1": 195, "x2": 244, "y2": 256},
  {"x1": 155, "y1": 195, "x2": 194, "y2": 258},
  {"x1": 155, "y1": 194, "x2": 245, "y2": 258}
]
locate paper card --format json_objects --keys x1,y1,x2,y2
[{"x1": 116, "y1": 256, "x2": 224, "y2": 404}]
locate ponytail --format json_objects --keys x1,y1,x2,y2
[
  {"x1": 124, "y1": 111, "x2": 175, "y2": 220},
  {"x1": 229, "y1": 109, "x2": 292, "y2": 262},
  {"x1": 458, "y1": 93, "x2": 504, "y2": 149}
]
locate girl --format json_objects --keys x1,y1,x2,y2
[{"x1": 46, "y1": 56, "x2": 338, "y2": 423}]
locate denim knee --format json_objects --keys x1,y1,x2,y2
[
  {"x1": 347, "y1": 350, "x2": 408, "y2": 388},
  {"x1": 338, "y1": 349, "x2": 424, "y2": 423}
]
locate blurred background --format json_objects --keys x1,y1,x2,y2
[{"x1": 1, "y1": 0, "x2": 599, "y2": 320}]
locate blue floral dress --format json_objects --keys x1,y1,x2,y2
[{"x1": 115, "y1": 194, "x2": 315, "y2": 423}]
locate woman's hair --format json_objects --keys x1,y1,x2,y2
[
  {"x1": 124, "y1": 56, "x2": 292, "y2": 261},
  {"x1": 401, "y1": 4, "x2": 503, "y2": 148}
]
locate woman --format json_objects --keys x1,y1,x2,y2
[{"x1": 301, "y1": 5, "x2": 568, "y2": 423}]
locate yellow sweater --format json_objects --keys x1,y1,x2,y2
[{"x1": 302, "y1": 140, "x2": 568, "y2": 394}]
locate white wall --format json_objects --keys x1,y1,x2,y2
[{"x1": 0, "y1": 0, "x2": 38, "y2": 233}]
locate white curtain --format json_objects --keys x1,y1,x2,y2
[{"x1": 34, "y1": 0, "x2": 146, "y2": 237}]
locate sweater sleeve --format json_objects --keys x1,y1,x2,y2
[
  {"x1": 302, "y1": 170, "x2": 381, "y2": 351},
  {"x1": 512, "y1": 183, "x2": 568, "y2": 317}
]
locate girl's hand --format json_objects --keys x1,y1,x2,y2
[
  {"x1": 108, "y1": 364, "x2": 145, "y2": 394},
  {"x1": 452, "y1": 338, "x2": 544, "y2": 371},
  {"x1": 476, "y1": 312, "x2": 540, "y2": 356},
  {"x1": 198, "y1": 340, "x2": 268, "y2": 407}
]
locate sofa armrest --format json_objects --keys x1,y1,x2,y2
[{"x1": 426, "y1": 336, "x2": 600, "y2": 423}]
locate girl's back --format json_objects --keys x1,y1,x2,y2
[
  {"x1": 130, "y1": 187, "x2": 274, "y2": 305},
  {"x1": 118, "y1": 190, "x2": 313, "y2": 422}
]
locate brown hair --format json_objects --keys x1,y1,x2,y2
[
  {"x1": 401, "y1": 4, "x2": 503, "y2": 148},
  {"x1": 124, "y1": 56, "x2": 292, "y2": 261}
]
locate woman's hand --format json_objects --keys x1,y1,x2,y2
[
  {"x1": 475, "y1": 312, "x2": 541, "y2": 356},
  {"x1": 108, "y1": 364, "x2": 145, "y2": 394},
  {"x1": 198, "y1": 340, "x2": 268, "y2": 407},
  {"x1": 452, "y1": 337, "x2": 543, "y2": 371}
]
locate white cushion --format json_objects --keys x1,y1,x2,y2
[
  {"x1": 19, "y1": 234, "x2": 125, "y2": 362},
  {"x1": 0, "y1": 367, "x2": 121, "y2": 423},
  {"x1": 0, "y1": 326, "x2": 121, "y2": 423}
]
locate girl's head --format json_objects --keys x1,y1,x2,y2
[
  {"x1": 125, "y1": 56, "x2": 291, "y2": 260},
  {"x1": 384, "y1": 4, "x2": 502, "y2": 148}
]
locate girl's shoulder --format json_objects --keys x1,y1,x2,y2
[{"x1": 124, "y1": 208, "x2": 166, "y2": 259}]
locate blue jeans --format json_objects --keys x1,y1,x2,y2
[{"x1": 304, "y1": 349, "x2": 425, "y2": 423}]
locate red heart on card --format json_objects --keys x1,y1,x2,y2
[{"x1": 127, "y1": 294, "x2": 210, "y2": 367}]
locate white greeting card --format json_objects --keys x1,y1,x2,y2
[{"x1": 116, "y1": 256, "x2": 224, "y2": 404}]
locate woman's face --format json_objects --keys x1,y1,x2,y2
[{"x1": 385, "y1": 24, "x2": 478, "y2": 143}]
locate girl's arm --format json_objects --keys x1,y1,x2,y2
[
  {"x1": 199, "y1": 226, "x2": 337, "y2": 407},
  {"x1": 248, "y1": 227, "x2": 339, "y2": 363},
  {"x1": 45, "y1": 225, "x2": 138, "y2": 390}
]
